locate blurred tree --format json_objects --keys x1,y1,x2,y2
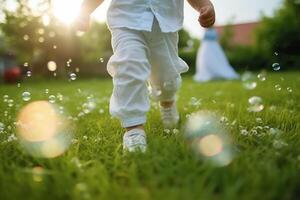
[
  {"x1": 178, "y1": 29, "x2": 200, "y2": 74},
  {"x1": 256, "y1": 0, "x2": 300, "y2": 69},
  {"x1": 219, "y1": 24, "x2": 234, "y2": 50},
  {"x1": 0, "y1": 0, "x2": 112, "y2": 77}
]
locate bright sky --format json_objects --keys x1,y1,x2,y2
[
  {"x1": 1, "y1": 0, "x2": 283, "y2": 38},
  {"x1": 92, "y1": 0, "x2": 283, "y2": 38}
]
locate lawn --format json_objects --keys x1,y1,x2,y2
[{"x1": 0, "y1": 72, "x2": 300, "y2": 200}]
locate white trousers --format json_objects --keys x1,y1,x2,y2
[{"x1": 107, "y1": 20, "x2": 188, "y2": 127}]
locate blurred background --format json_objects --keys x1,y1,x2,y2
[{"x1": 0, "y1": 0, "x2": 299, "y2": 82}]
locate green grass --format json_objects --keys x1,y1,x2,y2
[{"x1": 0, "y1": 72, "x2": 300, "y2": 200}]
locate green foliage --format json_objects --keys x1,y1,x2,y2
[
  {"x1": 0, "y1": 0, "x2": 112, "y2": 76},
  {"x1": 256, "y1": 0, "x2": 300, "y2": 70},
  {"x1": 219, "y1": 0, "x2": 300, "y2": 71},
  {"x1": 178, "y1": 29, "x2": 200, "y2": 74},
  {"x1": 219, "y1": 24, "x2": 234, "y2": 50}
]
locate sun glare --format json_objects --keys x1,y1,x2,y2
[{"x1": 52, "y1": 0, "x2": 83, "y2": 24}]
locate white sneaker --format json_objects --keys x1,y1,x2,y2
[
  {"x1": 123, "y1": 129, "x2": 147, "y2": 152},
  {"x1": 160, "y1": 103, "x2": 179, "y2": 128}
]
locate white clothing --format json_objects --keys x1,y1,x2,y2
[
  {"x1": 107, "y1": 20, "x2": 188, "y2": 127},
  {"x1": 194, "y1": 40, "x2": 239, "y2": 82},
  {"x1": 107, "y1": 0, "x2": 184, "y2": 33}
]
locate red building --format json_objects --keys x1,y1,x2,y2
[{"x1": 215, "y1": 22, "x2": 260, "y2": 46}]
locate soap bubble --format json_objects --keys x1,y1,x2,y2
[
  {"x1": 287, "y1": 87, "x2": 293, "y2": 93},
  {"x1": 22, "y1": 91, "x2": 31, "y2": 101},
  {"x1": 272, "y1": 63, "x2": 281, "y2": 71},
  {"x1": 69, "y1": 73, "x2": 77, "y2": 81},
  {"x1": 48, "y1": 95, "x2": 56, "y2": 104},
  {"x1": 247, "y1": 96, "x2": 264, "y2": 112},
  {"x1": 82, "y1": 96, "x2": 96, "y2": 114},
  {"x1": 257, "y1": 72, "x2": 266, "y2": 81},
  {"x1": 47, "y1": 61, "x2": 57, "y2": 72},
  {"x1": 275, "y1": 84, "x2": 282, "y2": 91},
  {"x1": 26, "y1": 71, "x2": 32, "y2": 77},
  {"x1": 23, "y1": 35, "x2": 29, "y2": 41},
  {"x1": 0, "y1": 122, "x2": 4, "y2": 133},
  {"x1": 3, "y1": 95, "x2": 9, "y2": 102},
  {"x1": 184, "y1": 111, "x2": 233, "y2": 167},
  {"x1": 8, "y1": 99, "x2": 14, "y2": 107},
  {"x1": 241, "y1": 72, "x2": 257, "y2": 90},
  {"x1": 16, "y1": 101, "x2": 73, "y2": 158}
]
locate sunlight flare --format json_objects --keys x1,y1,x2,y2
[{"x1": 52, "y1": 0, "x2": 83, "y2": 24}]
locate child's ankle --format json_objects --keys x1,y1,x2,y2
[
  {"x1": 160, "y1": 101, "x2": 174, "y2": 108},
  {"x1": 126, "y1": 125, "x2": 144, "y2": 132}
]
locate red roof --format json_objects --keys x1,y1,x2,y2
[{"x1": 215, "y1": 22, "x2": 260, "y2": 46}]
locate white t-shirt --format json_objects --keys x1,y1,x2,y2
[{"x1": 107, "y1": 0, "x2": 184, "y2": 33}]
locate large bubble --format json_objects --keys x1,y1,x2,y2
[
  {"x1": 184, "y1": 111, "x2": 234, "y2": 167},
  {"x1": 16, "y1": 101, "x2": 73, "y2": 158}
]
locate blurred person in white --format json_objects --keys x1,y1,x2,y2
[
  {"x1": 76, "y1": 0, "x2": 215, "y2": 152},
  {"x1": 194, "y1": 28, "x2": 239, "y2": 82}
]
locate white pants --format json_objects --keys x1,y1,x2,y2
[{"x1": 107, "y1": 20, "x2": 188, "y2": 127}]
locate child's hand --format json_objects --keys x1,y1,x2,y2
[
  {"x1": 74, "y1": 13, "x2": 90, "y2": 32},
  {"x1": 198, "y1": 3, "x2": 215, "y2": 28}
]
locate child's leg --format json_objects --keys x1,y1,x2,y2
[
  {"x1": 145, "y1": 21, "x2": 188, "y2": 127},
  {"x1": 107, "y1": 28, "x2": 151, "y2": 130}
]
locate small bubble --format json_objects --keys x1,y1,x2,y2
[
  {"x1": 0, "y1": 122, "x2": 5, "y2": 133},
  {"x1": 37, "y1": 28, "x2": 45, "y2": 35},
  {"x1": 22, "y1": 92, "x2": 31, "y2": 101},
  {"x1": 24, "y1": 62, "x2": 29, "y2": 67},
  {"x1": 272, "y1": 63, "x2": 281, "y2": 71},
  {"x1": 8, "y1": 99, "x2": 14, "y2": 107},
  {"x1": 75, "y1": 67, "x2": 80, "y2": 73},
  {"x1": 275, "y1": 84, "x2": 281, "y2": 91},
  {"x1": 23, "y1": 35, "x2": 29, "y2": 41},
  {"x1": 45, "y1": 89, "x2": 49, "y2": 94},
  {"x1": 164, "y1": 129, "x2": 171, "y2": 134},
  {"x1": 47, "y1": 61, "x2": 57, "y2": 72},
  {"x1": 99, "y1": 58, "x2": 104, "y2": 63},
  {"x1": 38, "y1": 37, "x2": 45, "y2": 43},
  {"x1": 247, "y1": 96, "x2": 264, "y2": 112},
  {"x1": 26, "y1": 71, "x2": 32, "y2": 77},
  {"x1": 189, "y1": 97, "x2": 201, "y2": 107},
  {"x1": 287, "y1": 87, "x2": 293, "y2": 93},
  {"x1": 257, "y1": 73, "x2": 266, "y2": 81},
  {"x1": 241, "y1": 72, "x2": 257, "y2": 90},
  {"x1": 3, "y1": 95, "x2": 9, "y2": 102},
  {"x1": 17, "y1": 83, "x2": 21, "y2": 88},
  {"x1": 274, "y1": 52, "x2": 279, "y2": 56},
  {"x1": 48, "y1": 95, "x2": 56, "y2": 104},
  {"x1": 69, "y1": 73, "x2": 77, "y2": 81}
]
